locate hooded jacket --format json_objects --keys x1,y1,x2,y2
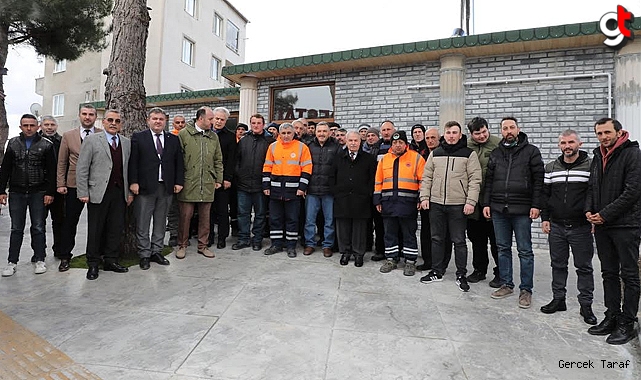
[
  {"x1": 585, "y1": 131, "x2": 641, "y2": 228},
  {"x1": 177, "y1": 121, "x2": 223, "y2": 202},
  {"x1": 483, "y1": 132, "x2": 545, "y2": 215},
  {"x1": 420, "y1": 135, "x2": 482, "y2": 206}
]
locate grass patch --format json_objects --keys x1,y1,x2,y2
[{"x1": 69, "y1": 246, "x2": 174, "y2": 269}]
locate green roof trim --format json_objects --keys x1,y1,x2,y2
[
  {"x1": 222, "y1": 19, "x2": 641, "y2": 78},
  {"x1": 88, "y1": 87, "x2": 240, "y2": 109}
]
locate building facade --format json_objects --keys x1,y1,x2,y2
[{"x1": 35, "y1": 0, "x2": 248, "y2": 131}]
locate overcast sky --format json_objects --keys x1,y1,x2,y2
[{"x1": 3, "y1": 0, "x2": 633, "y2": 136}]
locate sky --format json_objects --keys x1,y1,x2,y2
[{"x1": 3, "y1": 0, "x2": 635, "y2": 137}]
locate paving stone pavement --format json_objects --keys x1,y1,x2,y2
[{"x1": 0, "y1": 209, "x2": 639, "y2": 380}]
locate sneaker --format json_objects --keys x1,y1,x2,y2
[
  {"x1": 491, "y1": 285, "x2": 514, "y2": 299},
  {"x1": 518, "y1": 290, "x2": 532, "y2": 309},
  {"x1": 456, "y1": 276, "x2": 470, "y2": 292},
  {"x1": 403, "y1": 261, "x2": 416, "y2": 276},
  {"x1": 34, "y1": 261, "x2": 47, "y2": 275},
  {"x1": 264, "y1": 246, "x2": 283, "y2": 256},
  {"x1": 287, "y1": 248, "x2": 297, "y2": 258},
  {"x1": 2, "y1": 263, "x2": 17, "y2": 277},
  {"x1": 467, "y1": 270, "x2": 486, "y2": 283},
  {"x1": 420, "y1": 270, "x2": 443, "y2": 283},
  {"x1": 379, "y1": 260, "x2": 397, "y2": 273},
  {"x1": 489, "y1": 274, "x2": 502, "y2": 288}
]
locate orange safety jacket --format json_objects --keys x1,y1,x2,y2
[
  {"x1": 373, "y1": 148, "x2": 425, "y2": 217},
  {"x1": 262, "y1": 138, "x2": 313, "y2": 200}
]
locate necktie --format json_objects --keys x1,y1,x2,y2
[
  {"x1": 84, "y1": 130, "x2": 90, "y2": 137},
  {"x1": 350, "y1": 152, "x2": 355, "y2": 161},
  {"x1": 111, "y1": 136, "x2": 117, "y2": 150},
  {"x1": 155, "y1": 133, "x2": 163, "y2": 156}
]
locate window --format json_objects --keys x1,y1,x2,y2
[
  {"x1": 226, "y1": 21, "x2": 239, "y2": 53},
  {"x1": 185, "y1": 0, "x2": 196, "y2": 17},
  {"x1": 211, "y1": 56, "x2": 221, "y2": 81},
  {"x1": 85, "y1": 91, "x2": 91, "y2": 102},
  {"x1": 180, "y1": 86, "x2": 193, "y2": 93},
  {"x1": 53, "y1": 60, "x2": 66, "y2": 73},
  {"x1": 182, "y1": 38, "x2": 194, "y2": 66},
  {"x1": 271, "y1": 83, "x2": 335, "y2": 122},
  {"x1": 52, "y1": 94, "x2": 64, "y2": 116},
  {"x1": 213, "y1": 13, "x2": 223, "y2": 37}
]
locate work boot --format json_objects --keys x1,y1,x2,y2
[
  {"x1": 580, "y1": 304, "x2": 597, "y2": 325},
  {"x1": 540, "y1": 299, "x2": 567, "y2": 314},
  {"x1": 606, "y1": 321, "x2": 638, "y2": 345},
  {"x1": 588, "y1": 314, "x2": 617, "y2": 336}
]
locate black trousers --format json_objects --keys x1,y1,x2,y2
[
  {"x1": 594, "y1": 226, "x2": 641, "y2": 324},
  {"x1": 366, "y1": 206, "x2": 385, "y2": 255},
  {"x1": 86, "y1": 187, "x2": 126, "y2": 267},
  {"x1": 336, "y1": 218, "x2": 367, "y2": 257},
  {"x1": 45, "y1": 192, "x2": 65, "y2": 258},
  {"x1": 420, "y1": 208, "x2": 452, "y2": 269},
  {"x1": 269, "y1": 198, "x2": 300, "y2": 249},
  {"x1": 210, "y1": 186, "x2": 230, "y2": 242},
  {"x1": 60, "y1": 187, "x2": 86, "y2": 260},
  {"x1": 430, "y1": 203, "x2": 467, "y2": 277},
  {"x1": 467, "y1": 217, "x2": 499, "y2": 275}
]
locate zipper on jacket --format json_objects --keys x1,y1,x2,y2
[
  {"x1": 504, "y1": 153, "x2": 512, "y2": 206},
  {"x1": 443, "y1": 156, "x2": 450, "y2": 204}
]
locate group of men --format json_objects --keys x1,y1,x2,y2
[{"x1": 0, "y1": 107, "x2": 638, "y2": 345}]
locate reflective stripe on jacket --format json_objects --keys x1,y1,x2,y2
[
  {"x1": 262, "y1": 138, "x2": 313, "y2": 200},
  {"x1": 373, "y1": 148, "x2": 425, "y2": 217}
]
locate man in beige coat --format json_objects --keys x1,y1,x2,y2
[
  {"x1": 419, "y1": 121, "x2": 482, "y2": 292},
  {"x1": 56, "y1": 104, "x2": 102, "y2": 272}
]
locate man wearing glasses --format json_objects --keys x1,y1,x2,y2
[{"x1": 76, "y1": 110, "x2": 134, "y2": 280}]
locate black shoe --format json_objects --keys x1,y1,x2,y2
[
  {"x1": 415, "y1": 264, "x2": 431, "y2": 271},
  {"x1": 588, "y1": 314, "x2": 617, "y2": 336},
  {"x1": 139, "y1": 257, "x2": 151, "y2": 270},
  {"x1": 371, "y1": 253, "x2": 386, "y2": 262},
  {"x1": 489, "y1": 274, "x2": 502, "y2": 288},
  {"x1": 103, "y1": 262, "x2": 129, "y2": 273},
  {"x1": 580, "y1": 305, "x2": 597, "y2": 325},
  {"x1": 232, "y1": 242, "x2": 250, "y2": 250},
  {"x1": 86, "y1": 266, "x2": 99, "y2": 280},
  {"x1": 264, "y1": 246, "x2": 283, "y2": 256},
  {"x1": 456, "y1": 276, "x2": 470, "y2": 292},
  {"x1": 354, "y1": 255, "x2": 364, "y2": 267},
  {"x1": 287, "y1": 248, "x2": 297, "y2": 258},
  {"x1": 340, "y1": 253, "x2": 350, "y2": 266},
  {"x1": 217, "y1": 241, "x2": 226, "y2": 249},
  {"x1": 252, "y1": 242, "x2": 262, "y2": 251},
  {"x1": 467, "y1": 270, "x2": 486, "y2": 283},
  {"x1": 540, "y1": 299, "x2": 567, "y2": 314},
  {"x1": 58, "y1": 259, "x2": 70, "y2": 272},
  {"x1": 168, "y1": 236, "x2": 178, "y2": 246},
  {"x1": 150, "y1": 253, "x2": 170, "y2": 265},
  {"x1": 606, "y1": 322, "x2": 638, "y2": 345}
]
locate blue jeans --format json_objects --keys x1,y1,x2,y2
[
  {"x1": 492, "y1": 212, "x2": 534, "y2": 292},
  {"x1": 237, "y1": 190, "x2": 267, "y2": 244},
  {"x1": 8, "y1": 191, "x2": 47, "y2": 264},
  {"x1": 304, "y1": 194, "x2": 335, "y2": 248}
]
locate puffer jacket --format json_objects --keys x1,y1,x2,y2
[
  {"x1": 177, "y1": 121, "x2": 223, "y2": 202},
  {"x1": 235, "y1": 130, "x2": 275, "y2": 193},
  {"x1": 420, "y1": 135, "x2": 482, "y2": 206},
  {"x1": 585, "y1": 133, "x2": 641, "y2": 228},
  {"x1": 483, "y1": 132, "x2": 545, "y2": 215},
  {"x1": 307, "y1": 137, "x2": 340, "y2": 195},
  {"x1": 0, "y1": 133, "x2": 56, "y2": 195},
  {"x1": 373, "y1": 148, "x2": 425, "y2": 218}
]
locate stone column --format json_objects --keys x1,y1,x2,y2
[
  {"x1": 615, "y1": 40, "x2": 641, "y2": 141},
  {"x1": 238, "y1": 76, "x2": 258, "y2": 125},
  {"x1": 439, "y1": 54, "x2": 466, "y2": 130}
]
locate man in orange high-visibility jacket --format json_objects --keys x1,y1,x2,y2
[
  {"x1": 373, "y1": 130, "x2": 425, "y2": 276},
  {"x1": 262, "y1": 123, "x2": 313, "y2": 258}
]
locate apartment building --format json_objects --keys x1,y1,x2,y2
[{"x1": 35, "y1": 0, "x2": 248, "y2": 131}]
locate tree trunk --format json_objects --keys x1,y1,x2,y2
[
  {"x1": 103, "y1": 0, "x2": 150, "y2": 257},
  {"x1": 0, "y1": 23, "x2": 10, "y2": 164}
]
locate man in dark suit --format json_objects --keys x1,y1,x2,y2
[
  {"x1": 129, "y1": 107, "x2": 184, "y2": 270},
  {"x1": 76, "y1": 109, "x2": 134, "y2": 280}
]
